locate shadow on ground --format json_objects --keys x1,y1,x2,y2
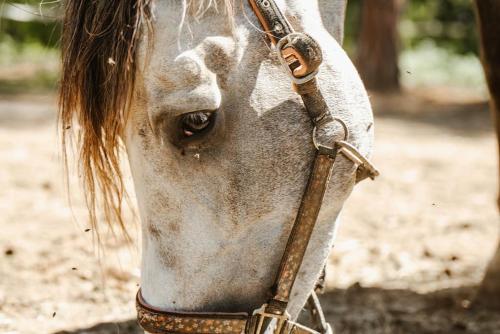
[
  {"x1": 321, "y1": 285, "x2": 500, "y2": 334},
  {"x1": 52, "y1": 285, "x2": 500, "y2": 334}
]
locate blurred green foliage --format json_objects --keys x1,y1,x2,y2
[
  {"x1": 344, "y1": 0, "x2": 484, "y2": 92},
  {"x1": 402, "y1": 0, "x2": 477, "y2": 55},
  {"x1": 399, "y1": 40, "x2": 485, "y2": 92},
  {"x1": 0, "y1": 0, "x2": 485, "y2": 94},
  {"x1": 0, "y1": 18, "x2": 59, "y2": 47},
  {"x1": 399, "y1": 0, "x2": 483, "y2": 91},
  {"x1": 0, "y1": 1, "x2": 60, "y2": 46},
  {"x1": 2, "y1": 0, "x2": 479, "y2": 55},
  {"x1": 0, "y1": 36, "x2": 59, "y2": 94},
  {"x1": 0, "y1": 1, "x2": 60, "y2": 93},
  {"x1": 345, "y1": 0, "x2": 478, "y2": 56}
]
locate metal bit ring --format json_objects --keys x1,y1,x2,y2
[{"x1": 312, "y1": 117, "x2": 349, "y2": 151}]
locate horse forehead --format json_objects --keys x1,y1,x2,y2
[{"x1": 152, "y1": 1, "x2": 236, "y2": 44}]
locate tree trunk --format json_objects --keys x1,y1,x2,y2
[
  {"x1": 474, "y1": 0, "x2": 500, "y2": 308},
  {"x1": 356, "y1": 0, "x2": 401, "y2": 92}
]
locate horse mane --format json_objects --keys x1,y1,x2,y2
[{"x1": 59, "y1": 0, "x2": 233, "y2": 237}]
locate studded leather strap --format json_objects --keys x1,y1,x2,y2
[
  {"x1": 248, "y1": 0, "x2": 335, "y2": 312},
  {"x1": 271, "y1": 152, "x2": 336, "y2": 306},
  {"x1": 248, "y1": 0, "x2": 293, "y2": 44},
  {"x1": 137, "y1": 292, "x2": 248, "y2": 334}
]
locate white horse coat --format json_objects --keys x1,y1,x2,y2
[{"x1": 124, "y1": 0, "x2": 373, "y2": 319}]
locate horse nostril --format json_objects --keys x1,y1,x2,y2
[{"x1": 181, "y1": 111, "x2": 214, "y2": 137}]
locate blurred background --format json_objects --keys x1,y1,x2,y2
[{"x1": 0, "y1": 1, "x2": 498, "y2": 333}]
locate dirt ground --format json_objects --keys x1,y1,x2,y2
[{"x1": 0, "y1": 89, "x2": 499, "y2": 334}]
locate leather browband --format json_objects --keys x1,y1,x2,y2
[{"x1": 136, "y1": 1, "x2": 379, "y2": 333}]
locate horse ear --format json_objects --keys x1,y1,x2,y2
[{"x1": 59, "y1": 0, "x2": 153, "y2": 238}]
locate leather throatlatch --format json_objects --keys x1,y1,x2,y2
[{"x1": 136, "y1": 1, "x2": 379, "y2": 333}]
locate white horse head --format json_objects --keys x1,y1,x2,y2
[{"x1": 59, "y1": 0, "x2": 373, "y2": 321}]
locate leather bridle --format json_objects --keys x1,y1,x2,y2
[{"x1": 136, "y1": 1, "x2": 379, "y2": 333}]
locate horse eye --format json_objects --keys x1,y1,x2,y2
[{"x1": 180, "y1": 111, "x2": 215, "y2": 137}]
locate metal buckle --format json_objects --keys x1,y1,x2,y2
[
  {"x1": 251, "y1": 304, "x2": 290, "y2": 334},
  {"x1": 276, "y1": 35, "x2": 319, "y2": 84},
  {"x1": 336, "y1": 141, "x2": 379, "y2": 180},
  {"x1": 311, "y1": 117, "x2": 378, "y2": 180}
]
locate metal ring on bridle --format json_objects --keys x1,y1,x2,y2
[{"x1": 312, "y1": 117, "x2": 349, "y2": 151}]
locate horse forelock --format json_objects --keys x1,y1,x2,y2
[
  {"x1": 59, "y1": 0, "x2": 236, "y2": 237},
  {"x1": 59, "y1": 0, "x2": 154, "y2": 238}
]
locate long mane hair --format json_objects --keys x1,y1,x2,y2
[
  {"x1": 59, "y1": 0, "x2": 153, "y2": 236},
  {"x1": 59, "y1": 0, "x2": 233, "y2": 235}
]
